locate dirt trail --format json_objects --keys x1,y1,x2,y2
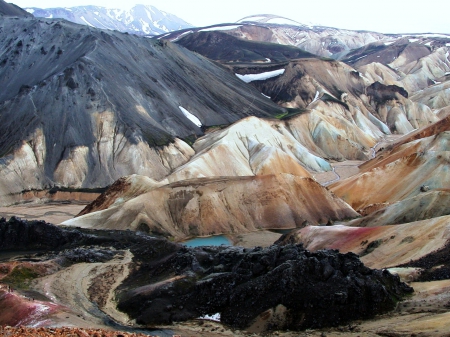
[{"x1": 33, "y1": 250, "x2": 134, "y2": 327}]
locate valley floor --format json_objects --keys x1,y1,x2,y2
[{"x1": 0, "y1": 203, "x2": 86, "y2": 224}]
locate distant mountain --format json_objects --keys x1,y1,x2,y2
[
  {"x1": 161, "y1": 14, "x2": 393, "y2": 59},
  {"x1": 0, "y1": 0, "x2": 32, "y2": 17},
  {"x1": 24, "y1": 4, "x2": 192, "y2": 35}
]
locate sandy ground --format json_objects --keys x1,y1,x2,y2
[
  {"x1": 0, "y1": 203, "x2": 86, "y2": 224},
  {"x1": 313, "y1": 160, "x2": 364, "y2": 185},
  {"x1": 231, "y1": 230, "x2": 283, "y2": 248},
  {"x1": 313, "y1": 135, "x2": 405, "y2": 186}
]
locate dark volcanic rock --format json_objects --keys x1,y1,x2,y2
[
  {"x1": 118, "y1": 244, "x2": 412, "y2": 331},
  {"x1": 367, "y1": 81, "x2": 409, "y2": 104},
  {"x1": 176, "y1": 31, "x2": 317, "y2": 63},
  {"x1": 0, "y1": 216, "x2": 83, "y2": 250},
  {"x1": 0, "y1": 217, "x2": 180, "y2": 260},
  {"x1": 399, "y1": 240, "x2": 450, "y2": 281}
]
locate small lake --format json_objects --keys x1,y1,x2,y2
[{"x1": 183, "y1": 235, "x2": 232, "y2": 247}]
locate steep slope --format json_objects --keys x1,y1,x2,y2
[
  {"x1": 0, "y1": 16, "x2": 286, "y2": 204},
  {"x1": 25, "y1": 4, "x2": 192, "y2": 35},
  {"x1": 64, "y1": 173, "x2": 359, "y2": 239},
  {"x1": 0, "y1": 0, "x2": 32, "y2": 17}
]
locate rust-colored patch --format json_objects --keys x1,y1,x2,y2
[
  {"x1": 77, "y1": 177, "x2": 131, "y2": 216},
  {"x1": 358, "y1": 203, "x2": 390, "y2": 216}
]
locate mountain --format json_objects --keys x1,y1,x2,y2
[
  {"x1": 0, "y1": 15, "x2": 286, "y2": 205},
  {"x1": 24, "y1": 4, "x2": 192, "y2": 36},
  {"x1": 64, "y1": 173, "x2": 358, "y2": 239}
]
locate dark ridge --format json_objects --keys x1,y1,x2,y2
[
  {"x1": 0, "y1": 0, "x2": 32, "y2": 17},
  {"x1": 367, "y1": 81, "x2": 409, "y2": 103},
  {"x1": 176, "y1": 30, "x2": 318, "y2": 63}
]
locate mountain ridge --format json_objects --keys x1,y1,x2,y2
[{"x1": 24, "y1": 4, "x2": 192, "y2": 36}]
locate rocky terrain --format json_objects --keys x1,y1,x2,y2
[{"x1": 0, "y1": 217, "x2": 411, "y2": 333}]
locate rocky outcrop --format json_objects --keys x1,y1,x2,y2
[
  {"x1": 118, "y1": 244, "x2": 412, "y2": 331},
  {"x1": 65, "y1": 173, "x2": 359, "y2": 239},
  {"x1": 366, "y1": 82, "x2": 437, "y2": 134}
]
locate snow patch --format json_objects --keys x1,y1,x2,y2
[
  {"x1": 171, "y1": 30, "x2": 192, "y2": 42},
  {"x1": 266, "y1": 17, "x2": 302, "y2": 25},
  {"x1": 425, "y1": 42, "x2": 432, "y2": 46},
  {"x1": 80, "y1": 16, "x2": 95, "y2": 27},
  {"x1": 265, "y1": 58, "x2": 271, "y2": 63},
  {"x1": 46, "y1": 14, "x2": 53, "y2": 18},
  {"x1": 179, "y1": 106, "x2": 202, "y2": 127},
  {"x1": 310, "y1": 91, "x2": 320, "y2": 105},
  {"x1": 199, "y1": 313, "x2": 221, "y2": 322},
  {"x1": 409, "y1": 38, "x2": 419, "y2": 43},
  {"x1": 199, "y1": 25, "x2": 242, "y2": 32},
  {"x1": 235, "y1": 69, "x2": 285, "y2": 83},
  {"x1": 384, "y1": 41, "x2": 394, "y2": 46},
  {"x1": 413, "y1": 33, "x2": 450, "y2": 38},
  {"x1": 261, "y1": 93, "x2": 271, "y2": 99},
  {"x1": 26, "y1": 8, "x2": 35, "y2": 14},
  {"x1": 447, "y1": 43, "x2": 450, "y2": 47}
]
